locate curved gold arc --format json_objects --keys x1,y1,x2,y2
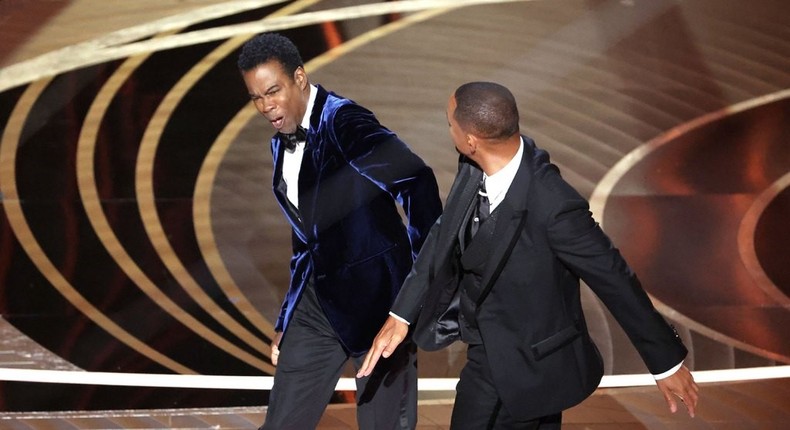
[
  {"x1": 0, "y1": 79, "x2": 195, "y2": 375},
  {"x1": 193, "y1": 71, "x2": 276, "y2": 339},
  {"x1": 0, "y1": 0, "x2": 528, "y2": 92},
  {"x1": 0, "y1": 0, "x2": 291, "y2": 92},
  {"x1": 591, "y1": 89, "x2": 790, "y2": 364},
  {"x1": 76, "y1": 40, "x2": 272, "y2": 374},
  {"x1": 195, "y1": 4, "x2": 455, "y2": 339},
  {"x1": 738, "y1": 172, "x2": 790, "y2": 310},
  {"x1": 194, "y1": 103, "x2": 277, "y2": 339}
]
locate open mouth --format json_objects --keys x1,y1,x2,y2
[{"x1": 270, "y1": 117, "x2": 284, "y2": 130}]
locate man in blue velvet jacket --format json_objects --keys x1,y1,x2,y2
[{"x1": 238, "y1": 33, "x2": 442, "y2": 429}]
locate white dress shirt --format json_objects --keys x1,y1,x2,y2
[
  {"x1": 482, "y1": 137, "x2": 524, "y2": 212},
  {"x1": 281, "y1": 84, "x2": 317, "y2": 208}
]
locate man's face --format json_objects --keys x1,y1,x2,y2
[
  {"x1": 446, "y1": 95, "x2": 469, "y2": 156},
  {"x1": 242, "y1": 60, "x2": 307, "y2": 134}
]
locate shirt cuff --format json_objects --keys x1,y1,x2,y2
[
  {"x1": 653, "y1": 361, "x2": 683, "y2": 380},
  {"x1": 389, "y1": 311, "x2": 410, "y2": 325}
]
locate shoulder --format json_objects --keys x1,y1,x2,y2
[
  {"x1": 319, "y1": 96, "x2": 380, "y2": 133},
  {"x1": 520, "y1": 137, "x2": 568, "y2": 189},
  {"x1": 521, "y1": 138, "x2": 587, "y2": 212},
  {"x1": 327, "y1": 98, "x2": 392, "y2": 141},
  {"x1": 318, "y1": 87, "x2": 362, "y2": 115},
  {"x1": 333, "y1": 100, "x2": 376, "y2": 123}
]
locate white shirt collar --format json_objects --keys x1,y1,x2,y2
[
  {"x1": 300, "y1": 84, "x2": 317, "y2": 131},
  {"x1": 483, "y1": 137, "x2": 524, "y2": 211}
]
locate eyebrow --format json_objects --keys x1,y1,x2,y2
[{"x1": 249, "y1": 84, "x2": 279, "y2": 99}]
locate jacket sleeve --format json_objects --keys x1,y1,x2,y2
[
  {"x1": 390, "y1": 216, "x2": 442, "y2": 323},
  {"x1": 331, "y1": 104, "x2": 443, "y2": 257},
  {"x1": 539, "y1": 166, "x2": 687, "y2": 374}
]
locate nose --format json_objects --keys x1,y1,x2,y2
[{"x1": 254, "y1": 98, "x2": 273, "y2": 114}]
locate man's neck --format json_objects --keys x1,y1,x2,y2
[{"x1": 477, "y1": 135, "x2": 521, "y2": 176}]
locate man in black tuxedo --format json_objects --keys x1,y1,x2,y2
[
  {"x1": 238, "y1": 33, "x2": 442, "y2": 429},
  {"x1": 358, "y1": 82, "x2": 699, "y2": 428}
]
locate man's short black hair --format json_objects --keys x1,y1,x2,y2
[
  {"x1": 454, "y1": 82, "x2": 520, "y2": 139},
  {"x1": 237, "y1": 32, "x2": 304, "y2": 77}
]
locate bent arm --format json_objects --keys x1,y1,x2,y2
[
  {"x1": 332, "y1": 104, "x2": 442, "y2": 257},
  {"x1": 541, "y1": 170, "x2": 687, "y2": 374}
]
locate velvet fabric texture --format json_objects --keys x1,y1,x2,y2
[{"x1": 271, "y1": 85, "x2": 441, "y2": 355}]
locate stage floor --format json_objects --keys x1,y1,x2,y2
[{"x1": 1, "y1": 380, "x2": 788, "y2": 429}]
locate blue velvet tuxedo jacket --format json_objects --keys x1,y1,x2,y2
[
  {"x1": 270, "y1": 85, "x2": 441, "y2": 355},
  {"x1": 392, "y1": 136, "x2": 686, "y2": 420}
]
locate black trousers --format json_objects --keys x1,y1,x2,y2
[
  {"x1": 451, "y1": 343, "x2": 561, "y2": 430},
  {"x1": 261, "y1": 284, "x2": 418, "y2": 430}
]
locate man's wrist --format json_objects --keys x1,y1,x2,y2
[
  {"x1": 653, "y1": 361, "x2": 683, "y2": 380},
  {"x1": 389, "y1": 311, "x2": 410, "y2": 325}
]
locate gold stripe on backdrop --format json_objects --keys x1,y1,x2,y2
[
  {"x1": 0, "y1": 79, "x2": 195, "y2": 375},
  {"x1": 78, "y1": 33, "x2": 274, "y2": 373}
]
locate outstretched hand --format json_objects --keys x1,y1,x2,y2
[
  {"x1": 356, "y1": 316, "x2": 409, "y2": 378},
  {"x1": 656, "y1": 365, "x2": 699, "y2": 417},
  {"x1": 270, "y1": 331, "x2": 283, "y2": 366}
]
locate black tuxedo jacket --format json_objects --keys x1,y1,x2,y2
[
  {"x1": 271, "y1": 85, "x2": 441, "y2": 355},
  {"x1": 392, "y1": 136, "x2": 686, "y2": 420}
]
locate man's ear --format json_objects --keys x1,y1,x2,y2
[
  {"x1": 294, "y1": 66, "x2": 307, "y2": 89},
  {"x1": 467, "y1": 133, "x2": 480, "y2": 154}
]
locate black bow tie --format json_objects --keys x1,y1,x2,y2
[{"x1": 279, "y1": 126, "x2": 307, "y2": 151}]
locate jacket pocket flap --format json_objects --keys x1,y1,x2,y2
[{"x1": 530, "y1": 321, "x2": 581, "y2": 360}]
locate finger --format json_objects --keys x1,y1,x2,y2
[
  {"x1": 685, "y1": 398, "x2": 696, "y2": 418},
  {"x1": 678, "y1": 371, "x2": 699, "y2": 417},
  {"x1": 358, "y1": 334, "x2": 391, "y2": 378},
  {"x1": 381, "y1": 335, "x2": 403, "y2": 358},
  {"x1": 682, "y1": 388, "x2": 699, "y2": 418},
  {"x1": 664, "y1": 392, "x2": 679, "y2": 414},
  {"x1": 675, "y1": 392, "x2": 693, "y2": 417},
  {"x1": 672, "y1": 389, "x2": 700, "y2": 418},
  {"x1": 356, "y1": 348, "x2": 383, "y2": 378},
  {"x1": 657, "y1": 381, "x2": 680, "y2": 414},
  {"x1": 271, "y1": 344, "x2": 280, "y2": 366}
]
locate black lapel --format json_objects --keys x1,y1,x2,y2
[
  {"x1": 440, "y1": 160, "x2": 484, "y2": 257},
  {"x1": 293, "y1": 86, "x2": 331, "y2": 234},
  {"x1": 271, "y1": 87, "x2": 331, "y2": 243},
  {"x1": 272, "y1": 138, "x2": 308, "y2": 242},
  {"x1": 476, "y1": 142, "x2": 535, "y2": 305}
]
